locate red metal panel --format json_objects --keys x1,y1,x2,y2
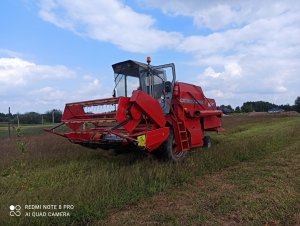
[
  {"x1": 125, "y1": 120, "x2": 141, "y2": 133},
  {"x1": 62, "y1": 105, "x2": 84, "y2": 131},
  {"x1": 115, "y1": 97, "x2": 141, "y2": 132},
  {"x1": 185, "y1": 118, "x2": 203, "y2": 147},
  {"x1": 130, "y1": 90, "x2": 166, "y2": 128},
  {"x1": 146, "y1": 127, "x2": 169, "y2": 151},
  {"x1": 199, "y1": 110, "x2": 223, "y2": 117},
  {"x1": 203, "y1": 115, "x2": 222, "y2": 129},
  {"x1": 62, "y1": 105, "x2": 84, "y2": 121},
  {"x1": 116, "y1": 97, "x2": 130, "y2": 123},
  {"x1": 130, "y1": 104, "x2": 142, "y2": 120},
  {"x1": 188, "y1": 128, "x2": 203, "y2": 147},
  {"x1": 206, "y1": 98, "x2": 218, "y2": 110}
]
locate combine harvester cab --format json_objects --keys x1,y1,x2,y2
[{"x1": 45, "y1": 58, "x2": 223, "y2": 161}]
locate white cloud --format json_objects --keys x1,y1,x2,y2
[
  {"x1": 193, "y1": 4, "x2": 237, "y2": 30},
  {"x1": 140, "y1": 0, "x2": 299, "y2": 31},
  {"x1": 79, "y1": 76, "x2": 101, "y2": 96},
  {"x1": 224, "y1": 62, "x2": 242, "y2": 78},
  {"x1": 140, "y1": 1, "x2": 240, "y2": 30},
  {"x1": 203, "y1": 62, "x2": 242, "y2": 80},
  {"x1": 276, "y1": 85, "x2": 287, "y2": 93},
  {"x1": 0, "y1": 56, "x2": 99, "y2": 112},
  {"x1": 203, "y1": 67, "x2": 221, "y2": 78},
  {"x1": 207, "y1": 89, "x2": 225, "y2": 98},
  {"x1": 0, "y1": 57, "x2": 75, "y2": 89},
  {"x1": 0, "y1": 49, "x2": 23, "y2": 58},
  {"x1": 150, "y1": 0, "x2": 300, "y2": 106},
  {"x1": 38, "y1": 0, "x2": 182, "y2": 53},
  {"x1": 29, "y1": 86, "x2": 66, "y2": 101},
  {"x1": 199, "y1": 64, "x2": 241, "y2": 92}
]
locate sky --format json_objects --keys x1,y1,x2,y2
[{"x1": 0, "y1": 0, "x2": 299, "y2": 113}]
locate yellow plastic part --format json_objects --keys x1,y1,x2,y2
[{"x1": 137, "y1": 134, "x2": 146, "y2": 147}]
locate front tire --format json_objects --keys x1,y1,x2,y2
[
  {"x1": 203, "y1": 136, "x2": 212, "y2": 148},
  {"x1": 154, "y1": 129, "x2": 186, "y2": 162}
]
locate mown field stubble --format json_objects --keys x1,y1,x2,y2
[{"x1": 0, "y1": 113, "x2": 299, "y2": 225}]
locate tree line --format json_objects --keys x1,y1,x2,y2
[
  {"x1": 218, "y1": 97, "x2": 300, "y2": 114},
  {"x1": 0, "y1": 109, "x2": 62, "y2": 124}
]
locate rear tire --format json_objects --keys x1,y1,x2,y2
[
  {"x1": 203, "y1": 136, "x2": 212, "y2": 148},
  {"x1": 154, "y1": 129, "x2": 186, "y2": 162}
]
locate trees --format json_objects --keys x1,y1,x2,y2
[
  {"x1": 0, "y1": 113, "x2": 8, "y2": 122},
  {"x1": 43, "y1": 109, "x2": 62, "y2": 123},
  {"x1": 240, "y1": 101, "x2": 277, "y2": 112},
  {"x1": 229, "y1": 99, "x2": 299, "y2": 113},
  {"x1": 18, "y1": 112, "x2": 41, "y2": 124},
  {"x1": 0, "y1": 110, "x2": 62, "y2": 124},
  {"x1": 241, "y1": 102, "x2": 253, "y2": 112},
  {"x1": 234, "y1": 106, "x2": 241, "y2": 113},
  {"x1": 295, "y1": 96, "x2": 300, "y2": 112},
  {"x1": 218, "y1": 105, "x2": 233, "y2": 114},
  {"x1": 278, "y1": 104, "x2": 293, "y2": 112}
]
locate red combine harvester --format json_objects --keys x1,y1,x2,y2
[{"x1": 45, "y1": 58, "x2": 223, "y2": 161}]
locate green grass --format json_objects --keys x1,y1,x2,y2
[
  {"x1": 0, "y1": 124, "x2": 55, "y2": 139},
  {"x1": 0, "y1": 116, "x2": 299, "y2": 225}
]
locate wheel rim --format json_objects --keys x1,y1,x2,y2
[
  {"x1": 207, "y1": 141, "x2": 211, "y2": 148},
  {"x1": 172, "y1": 138, "x2": 184, "y2": 158},
  {"x1": 205, "y1": 136, "x2": 212, "y2": 148}
]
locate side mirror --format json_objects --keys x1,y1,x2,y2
[{"x1": 164, "y1": 81, "x2": 172, "y2": 93}]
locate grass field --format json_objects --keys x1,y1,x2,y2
[
  {"x1": 0, "y1": 114, "x2": 299, "y2": 225},
  {"x1": 0, "y1": 124, "x2": 54, "y2": 139}
]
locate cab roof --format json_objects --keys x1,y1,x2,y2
[{"x1": 112, "y1": 60, "x2": 149, "y2": 77}]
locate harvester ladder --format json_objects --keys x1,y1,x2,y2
[{"x1": 175, "y1": 121, "x2": 190, "y2": 151}]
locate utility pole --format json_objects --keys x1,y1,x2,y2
[
  {"x1": 52, "y1": 110, "x2": 55, "y2": 124},
  {"x1": 8, "y1": 107, "x2": 11, "y2": 138},
  {"x1": 41, "y1": 115, "x2": 44, "y2": 125}
]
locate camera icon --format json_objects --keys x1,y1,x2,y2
[{"x1": 9, "y1": 205, "x2": 21, "y2": 217}]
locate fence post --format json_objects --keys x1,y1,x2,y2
[{"x1": 8, "y1": 107, "x2": 11, "y2": 138}]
